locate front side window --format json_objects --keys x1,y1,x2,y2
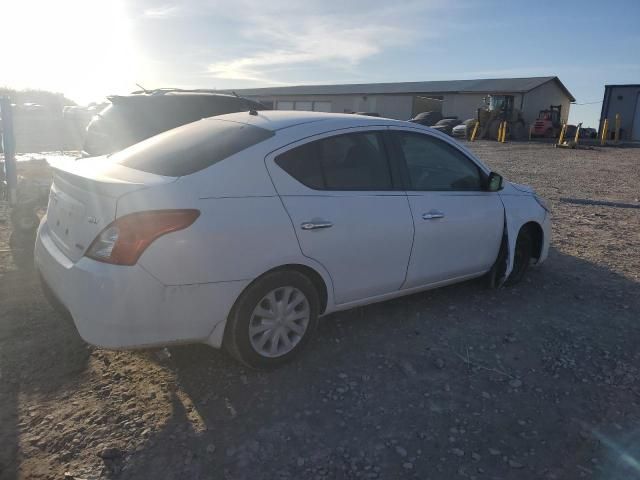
[
  {"x1": 276, "y1": 132, "x2": 393, "y2": 191},
  {"x1": 396, "y1": 132, "x2": 484, "y2": 191}
]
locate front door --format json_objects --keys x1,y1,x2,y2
[
  {"x1": 267, "y1": 129, "x2": 413, "y2": 304},
  {"x1": 390, "y1": 129, "x2": 504, "y2": 288}
]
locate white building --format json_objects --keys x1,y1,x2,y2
[{"x1": 232, "y1": 76, "x2": 574, "y2": 126}]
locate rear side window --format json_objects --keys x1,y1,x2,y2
[
  {"x1": 111, "y1": 119, "x2": 273, "y2": 176},
  {"x1": 276, "y1": 132, "x2": 393, "y2": 191}
]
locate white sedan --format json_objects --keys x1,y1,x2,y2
[{"x1": 35, "y1": 111, "x2": 550, "y2": 368}]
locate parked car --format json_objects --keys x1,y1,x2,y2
[
  {"x1": 82, "y1": 89, "x2": 267, "y2": 157},
  {"x1": 36, "y1": 111, "x2": 550, "y2": 368},
  {"x1": 452, "y1": 119, "x2": 477, "y2": 139},
  {"x1": 409, "y1": 111, "x2": 443, "y2": 126},
  {"x1": 431, "y1": 117, "x2": 462, "y2": 136}
]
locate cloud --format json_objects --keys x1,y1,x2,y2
[
  {"x1": 205, "y1": 0, "x2": 449, "y2": 84},
  {"x1": 143, "y1": 4, "x2": 181, "y2": 18},
  {"x1": 209, "y1": 25, "x2": 407, "y2": 83}
]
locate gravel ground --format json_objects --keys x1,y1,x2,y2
[{"x1": 1, "y1": 142, "x2": 639, "y2": 480}]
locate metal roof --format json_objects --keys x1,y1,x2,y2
[{"x1": 231, "y1": 76, "x2": 575, "y2": 102}]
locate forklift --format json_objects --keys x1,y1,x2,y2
[{"x1": 531, "y1": 105, "x2": 562, "y2": 138}]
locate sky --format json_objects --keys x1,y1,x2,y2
[{"x1": 3, "y1": 0, "x2": 639, "y2": 127}]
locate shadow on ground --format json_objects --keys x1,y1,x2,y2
[
  {"x1": 116, "y1": 248, "x2": 640, "y2": 480},
  {"x1": 0, "y1": 266, "x2": 89, "y2": 480}
]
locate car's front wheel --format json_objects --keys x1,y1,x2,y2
[{"x1": 224, "y1": 270, "x2": 319, "y2": 369}]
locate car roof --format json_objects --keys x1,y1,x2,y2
[
  {"x1": 210, "y1": 110, "x2": 405, "y2": 132},
  {"x1": 107, "y1": 92, "x2": 258, "y2": 103}
]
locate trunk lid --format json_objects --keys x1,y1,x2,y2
[{"x1": 45, "y1": 157, "x2": 175, "y2": 262}]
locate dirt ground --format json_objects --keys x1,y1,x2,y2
[{"x1": 1, "y1": 142, "x2": 639, "y2": 480}]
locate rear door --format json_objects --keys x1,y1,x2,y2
[
  {"x1": 266, "y1": 128, "x2": 413, "y2": 305},
  {"x1": 389, "y1": 129, "x2": 504, "y2": 288}
]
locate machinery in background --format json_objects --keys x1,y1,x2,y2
[
  {"x1": 1, "y1": 99, "x2": 67, "y2": 268},
  {"x1": 476, "y1": 95, "x2": 526, "y2": 141},
  {"x1": 531, "y1": 105, "x2": 563, "y2": 138}
]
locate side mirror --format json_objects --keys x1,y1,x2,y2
[{"x1": 487, "y1": 172, "x2": 503, "y2": 192}]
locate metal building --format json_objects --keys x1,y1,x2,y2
[
  {"x1": 232, "y1": 76, "x2": 574, "y2": 126},
  {"x1": 599, "y1": 84, "x2": 640, "y2": 141}
]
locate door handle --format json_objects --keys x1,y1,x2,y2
[
  {"x1": 422, "y1": 211, "x2": 445, "y2": 220},
  {"x1": 301, "y1": 221, "x2": 333, "y2": 230}
]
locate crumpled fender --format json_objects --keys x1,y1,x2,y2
[
  {"x1": 497, "y1": 183, "x2": 548, "y2": 286},
  {"x1": 499, "y1": 208, "x2": 519, "y2": 286}
]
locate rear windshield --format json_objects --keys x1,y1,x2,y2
[{"x1": 110, "y1": 119, "x2": 274, "y2": 176}]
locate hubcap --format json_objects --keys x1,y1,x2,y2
[{"x1": 249, "y1": 286, "x2": 310, "y2": 358}]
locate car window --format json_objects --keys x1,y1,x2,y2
[
  {"x1": 111, "y1": 119, "x2": 274, "y2": 176},
  {"x1": 396, "y1": 132, "x2": 484, "y2": 191},
  {"x1": 276, "y1": 132, "x2": 393, "y2": 191}
]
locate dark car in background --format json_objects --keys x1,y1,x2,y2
[
  {"x1": 408, "y1": 111, "x2": 443, "y2": 126},
  {"x1": 430, "y1": 117, "x2": 462, "y2": 136},
  {"x1": 83, "y1": 89, "x2": 267, "y2": 157}
]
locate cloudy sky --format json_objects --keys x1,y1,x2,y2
[{"x1": 4, "y1": 0, "x2": 639, "y2": 126}]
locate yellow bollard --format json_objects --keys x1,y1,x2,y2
[
  {"x1": 614, "y1": 113, "x2": 621, "y2": 142},
  {"x1": 574, "y1": 123, "x2": 581, "y2": 144},
  {"x1": 558, "y1": 123, "x2": 566, "y2": 145},
  {"x1": 601, "y1": 118, "x2": 608, "y2": 145},
  {"x1": 500, "y1": 121, "x2": 507, "y2": 143},
  {"x1": 470, "y1": 121, "x2": 479, "y2": 142}
]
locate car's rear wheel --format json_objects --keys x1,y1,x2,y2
[
  {"x1": 224, "y1": 270, "x2": 319, "y2": 369},
  {"x1": 505, "y1": 229, "x2": 533, "y2": 286}
]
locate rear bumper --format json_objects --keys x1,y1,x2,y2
[{"x1": 35, "y1": 223, "x2": 248, "y2": 349}]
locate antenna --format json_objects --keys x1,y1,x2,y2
[
  {"x1": 232, "y1": 91, "x2": 258, "y2": 116},
  {"x1": 136, "y1": 83, "x2": 150, "y2": 94}
]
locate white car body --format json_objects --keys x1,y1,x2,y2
[{"x1": 35, "y1": 111, "x2": 550, "y2": 351}]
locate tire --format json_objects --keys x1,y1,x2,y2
[
  {"x1": 504, "y1": 229, "x2": 532, "y2": 286},
  {"x1": 224, "y1": 270, "x2": 320, "y2": 369},
  {"x1": 488, "y1": 120, "x2": 501, "y2": 140}
]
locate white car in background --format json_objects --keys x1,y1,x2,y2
[{"x1": 35, "y1": 111, "x2": 550, "y2": 368}]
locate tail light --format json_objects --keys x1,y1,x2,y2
[{"x1": 86, "y1": 209, "x2": 200, "y2": 266}]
